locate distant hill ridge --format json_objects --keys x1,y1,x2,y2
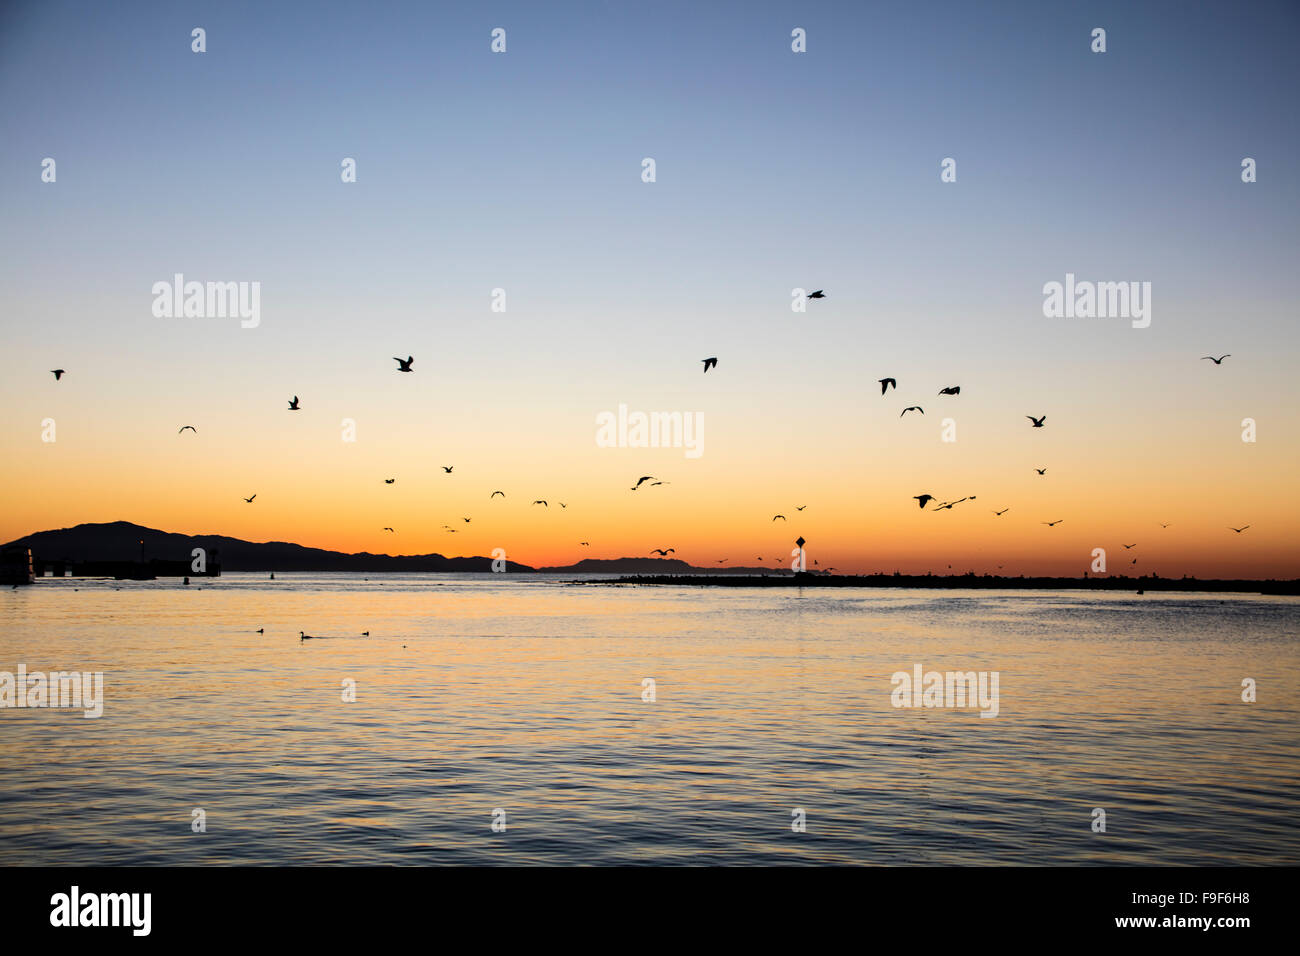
[{"x1": 2, "y1": 521, "x2": 769, "y2": 574}]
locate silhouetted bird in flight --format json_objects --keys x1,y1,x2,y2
[
  {"x1": 1042, "y1": 519, "x2": 1064, "y2": 527},
  {"x1": 1035, "y1": 468, "x2": 1047, "y2": 475},
  {"x1": 393, "y1": 356, "x2": 414, "y2": 372},
  {"x1": 1027, "y1": 415, "x2": 1046, "y2": 427},
  {"x1": 933, "y1": 497, "x2": 973, "y2": 511},
  {"x1": 773, "y1": 514, "x2": 786, "y2": 521},
  {"x1": 288, "y1": 396, "x2": 300, "y2": 410},
  {"x1": 580, "y1": 542, "x2": 590, "y2": 546},
  {"x1": 702, "y1": 357, "x2": 717, "y2": 372},
  {"x1": 993, "y1": 508, "x2": 1010, "y2": 516},
  {"x1": 559, "y1": 502, "x2": 567, "y2": 508},
  {"x1": 797, "y1": 505, "x2": 807, "y2": 511},
  {"x1": 384, "y1": 478, "x2": 395, "y2": 484},
  {"x1": 938, "y1": 386, "x2": 960, "y2": 396},
  {"x1": 1201, "y1": 355, "x2": 1230, "y2": 364},
  {"x1": 51, "y1": 369, "x2": 65, "y2": 380},
  {"x1": 914, "y1": 494, "x2": 935, "y2": 509},
  {"x1": 717, "y1": 558, "x2": 727, "y2": 563},
  {"x1": 879, "y1": 378, "x2": 896, "y2": 395},
  {"x1": 651, "y1": 549, "x2": 675, "y2": 556},
  {"x1": 1229, "y1": 525, "x2": 1250, "y2": 533},
  {"x1": 1159, "y1": 522, "x2": 1171, "y2": 529},
  {"x1": 178, "y1": 425, "x2": 196, "y2": 434},
  {"x1": 491, "y1": 491, "x2": 505, "y2": 498},
  {"x1": 462, "y1": 517, "x2": 471, "y2": 523},
  {"x1": 383, "y1": 527, "x2": 395, "y2": 532},
  {"x1": 1123, "y1": 543, "x2": 1136, "y2": 549},
  {"x1": 243, "y1": 494, "x2": 256, "y2": 503},
  {"x1": 806, "y1": 289, "x2": 825, "y2": 299},
  {"x1": 442, "y1": 466, "x2": 453, "y2": 474},
  {"x1": 901, "y1": 406, "x2": 923, "y2": 417},
  {"x1": 533, "y1": 500, "x2": 547, "y2": 507},
  {"x1": 631, "y1": 476, "x2": 657, "y2": 490}
]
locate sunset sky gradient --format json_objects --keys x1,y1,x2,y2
[{"x1": 1, "y1": 0, "x2": 1297, "y2": 577}]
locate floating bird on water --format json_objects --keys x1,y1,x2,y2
[
  {"x1": 993, "y1": 508, "x2": 1010, "y2": 516},
  {"x1": 243, "y1": 494, "x2": 257, "y2": 503},
  {"x1": 938, "y1": 386, "x2": 961, "y2": 396},
  {"x1": 901, "y1": 406, "x2": 924, "y2": 417},
  {"x1": 361, "y1": 631, "x2": 369, "y2": 637},
  {"x1": 879, "y1": 377, "x2": 896, "y2": 395},
  {"x1": 533, "y1": 500, "x2": 547, "y2": 507},
  {"x1": 1201, "y1": 355, "x2": 1231, "y2": 365},
  {"x1": 631, "y1": 476, "x2": 657, "y2": 490},
  {"x1": 914, "y1": 494, "x2": 935, "y2": 509},
  {"x1": 651, "y1": 548, "x2": 675, "y2": 556},
  {"x1": 255, "y1": 628, "x2": 264, "y2": 634},
  {"x1": 178, "y1": 425, "x2": 196, "y2": 434},
  {"x1": 806, "y1": 289, "x2": 825, "y2": 299},
  {"x1": 702, "y1": 357, "x2": 717, "y2": 372},
  {"x1": 1042, "y1": 519, "x2": 1064, "y2": 527},
  {"x1": 491, "y1": 490, "x2": 505, "y2": 498},
  {"x1": 51, "y1": 369, "x2": 65, "y2": 380},
  {"x1": 1229, "y1": 525, "x2": 1250, "y2": 533},
  {"x1": 288, "y1": 396, "x2": 300, "y2": 410},
  {"x1": 1027, "y1": 415, "x2": 1046, "y2": 427},
  {"x1": 772, "y1": 514, "x2": 786, "y2": 521},
  {"x1": 393, "y1": 356, "x2": 414, "y2": 372}
]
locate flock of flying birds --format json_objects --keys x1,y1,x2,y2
[{"x1": 45, "y1": 315, "x2": 1249, "y2": 572}]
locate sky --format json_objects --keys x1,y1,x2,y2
[{"x1": 1, "y1": 0, "x2": 1297, "y2": 577}]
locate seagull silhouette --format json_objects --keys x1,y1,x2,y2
[
  {"x1": 533, "y1": 500, "x2": 547, "y2": 507},
  {"x1": 806, "y1": 289, "x2": 825, "y2": 299},
  {"x1": 1035, "y1": 468, "x2": 1047, "y2": 475},
  {"x1": 938, "y1": 386, "x2": 961, "y2": 396},
  {"x1": 993, "y1": 508, "x2": 1010, "y2": 516},
  {"x1": 1042, "y1": 519, "x2": 1064, "y2": 527},
  {"x1": 796, "y1": 505, "x2": 807, "y2": 511},
  {"x1": 580, "y1": 542, "x2": 590, "y2": 546},
  {"x1": 1229, "y1": 525, "x2": 1250, "y2": 533},
  {"x1": 772, "y1": 514, "x2": 787, "y2": 522},
  {"x1": 879, "y1": 377, "x2": 896, "y2": 395},
  {"x1": 393, "y1": 356, "x2": 414, "y2": 372},
  {"x1": 631, "y1": 476, "x2": 657, "y2": 490},
  {"x1": 901, "y1": 406, "x2": 924, "y2": 417},
  {"x1": 178, "y1": 425, "x2": 196, "y2": 434},
  {"x1": 1201, "y1": 355, "x2": 1230, "y2": 364},
  {"x1": 1159, "y1": 522, "x2": 1171, "y2": 529},
  {"x1": 933, "y1": 497, "x2": 974, "y2": 511},
  {"x1": 702, "y1": 357, "x2": 717, "y2": 372},
  {"x1": 384, "y1": 478, "x2": 395, "y2": 484},
  {"x1": 491, "y1": 490, "x2": 505, "y2": 498},
  {"x1": 914, "y1": 494, "x2": 935, "y2": 509},
  {"x1": 441, "y1": 466, "x2": 453, "y2": 474},
  {"x1": 288, "y1": 396, "x2": 300, "y2": 411},
  {"x1": 243, "y1": 494, "x2": 256, "y2": 503},
  {"x1": 558, "y1": 502, "x2": 567, "y2": 508},
  {"x1": 462, "y1": 517, "x2": 471, "y2": 523},
  {"x1": 1027, "y1": 415, "x2": 1046, "y2": 427},
  {"x1": 51, "y1": 369, "x2": 65, "y2": 380},
  {"x1": 1122, "y1": 543, "x2": 1137, "y2": 549},
  {"x1": 651, "y1": 548, "x2": 675, "y2": 556},
  {"x1": 383, "y1": 527, "x2": 395, "y2": 532}
]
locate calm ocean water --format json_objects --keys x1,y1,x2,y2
[{"x1": 1, "y1": 573, "x2": 1297, "y2": 865}]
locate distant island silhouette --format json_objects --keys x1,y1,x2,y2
[{"x1": 4, "y1": 522, "x2": 1296, "y2": 593}]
